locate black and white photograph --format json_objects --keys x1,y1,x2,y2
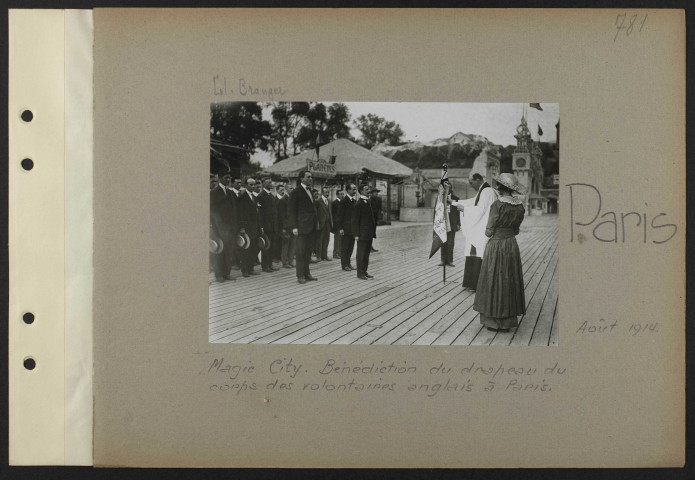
[{"x1": 209, "y1": 102, "x2": 560, "y2": 345}]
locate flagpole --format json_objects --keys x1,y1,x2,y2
[{"x1": 442, "y1": 162, "x2": 449, "y2": 284}]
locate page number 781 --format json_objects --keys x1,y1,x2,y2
[{"x1": 615, "y1": 13, "x2": 648, "y2": 42}]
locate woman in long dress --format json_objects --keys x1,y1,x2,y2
[{"x1": 473, "y1": 173, "x2": 526, "y2": 332}]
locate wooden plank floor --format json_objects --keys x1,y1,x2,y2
[{"x1": 209, "y1": 214, "x2": 558, "y2": 346}]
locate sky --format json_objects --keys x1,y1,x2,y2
[{"x1": 252, "y1": 102, "x2": 560, "y2": 167}]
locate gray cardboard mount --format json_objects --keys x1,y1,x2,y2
[{"x1": 92, "y1": 9, "x2": 685, "y2": 467}]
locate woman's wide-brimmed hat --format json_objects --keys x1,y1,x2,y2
[
  {"x1": 209, "y1": 235, "x2": 224, "y2": 254},
  {"x1": 236, "y1": 232, "x2": 251, "y2": 249},
  {"x1": 493, "y1": 173, "x2": 526, "y2": 194},
  {"x1": 258, "y1": 233, "x2": 271, "y2": 251}
]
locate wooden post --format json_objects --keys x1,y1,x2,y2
[{"x1": 386, "y1": 178, "x2": 392, "y2": 223}]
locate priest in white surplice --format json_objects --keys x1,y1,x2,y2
[{"x1": 452, "y1": 173, "x2": 499, "y2": 258}]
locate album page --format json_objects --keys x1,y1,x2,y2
[{"x1": 86, "y1": 8, "x2": 683, "y2": 467}]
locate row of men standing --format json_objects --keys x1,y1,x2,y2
[
  {"x1": 210, "y1": 170, "x2": 382, "y2": 284},
  {"x1": 289, "y1": 171, "x2": 380, "y2": 283},
  {"x1": 210, "y1": 172, "x2": 296, "y2": 282}
]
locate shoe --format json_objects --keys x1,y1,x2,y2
[
  {"x1": 322, "y1": 257, "x2": 332, "y2": 261},
  {"x1": 310, "y1": 259, "x2": 318, "y2": 264},
  {"x1": 371, "y1": 248, "x2": 378, "y2": 252},
  {"x1": 242, "y1": 273, "x2": 250, "y2": 278},
  {"x1": 486, "y1": 327, "x2": 498, "y2": 332},
  {"x1": 357, "y1": 274, "x2": 369, "y2": 280},
  {"x1": 447, "y1": 263, "x2": 455, "y2": 267},
  {"x1": 438, "y1": 263, "x2": 445, "y2": 267},
  {"x1": 262, "y1": 268, "x2": 273, "y2": 273},
  {"x1": 333, "y1": 254, "x2": 341, "y2": 259},
  {"x1": 499, "y1": 328, "x2": 510, "y2": 333},
  {"x1": 215, "y1": 276, "x2": 225, "y2": 283},
  {"x1": 365, "y1": 273, "x2": 374, "y2": 278},
  {"x1": 282, "y1": 263, "x2": 292, "y2": 269},
  {"x1": 231, "y1": 266, "x2": 241, "y2": 271},
  {"x1": 348, "y1": 265, "x2": 355, "y2": 270},
  {"x1": 306, "y1": 275, "x2": 318, "y2": 281},
  {"x1": 297, "y1": 277, "x2": 306, "y2": 284},
  {"x1": 271, "y1": 266, "x2": 279, "y2": 271},
  {"x1": 342, "y1": 267, "x2": 352, "y2": 272},
  {"x1": 249, "y1": 270, "x2": 261, "y2": 276},
  {"x1": 289, "y1": 263, "x2": 295, "y2": 268},
  {"x1": 224, "y1": 275, "x2": 236, "y2": 281}
]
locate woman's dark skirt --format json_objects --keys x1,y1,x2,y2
[{"x1": 473, "y1": 233, "x2": 526, "y2": 330}]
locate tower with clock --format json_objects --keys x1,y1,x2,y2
[{"x1": 512, "y1": 114, "x2": 533, "y2": 210}]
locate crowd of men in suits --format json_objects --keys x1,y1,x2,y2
[{"x1": 210, "y1": 169, "x2": 383, "y2": 285}]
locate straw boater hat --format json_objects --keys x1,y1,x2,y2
[
  {"x1": 258, "y1": 232, "x2": 271, "y2": 251},
  {"x1": 236, "y1": 232, "x2": 251, "y2": 249},
  {"x1": 209, "y1": 234, "x2": 224, "y2": 254},
  {"x1": 493, "y1": 173, "x2": 526, "y2": 195}
]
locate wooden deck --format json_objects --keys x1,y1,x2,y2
[{"x1": 209, "y1": 214, "x2": 558, "y2": 346}]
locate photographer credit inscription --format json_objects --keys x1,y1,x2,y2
[{"x1": 213, "y1": 74, "x2": 288, "y2": 101}]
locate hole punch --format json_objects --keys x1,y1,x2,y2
[
  {"x1": 21, "y1": 158, "x2": 34, "y2": 171},
  {"x1": 23, "y1": 312, "x2": 35, "y2": 324},
  {"x1": 21, "y1": 110, "x2": 33, "y2": 122},
  {"x1": 23, "y1": 358, "x2": 36, "y2": 370}
]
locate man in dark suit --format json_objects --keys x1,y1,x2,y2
[
  {"x1": 336, "y1": 183, "x2": 357, "y2": 271},
  {"x1": 236, "y1": 177, "x2": 263, "y2": 277},
  {"x1": 310, "y1": 189, "x2": 320, "y2": 260},
  {"x1": 274, "y1": 183, "x2": 292, "y2": 269},
  {"x1": 369, "y1": 188, "x2": 382, "y2": 252},
  {"x1": 314, "y1": 186, "x2": 333, "y2": 261},
  {"x1": 331, "y1": 190, "x2": 344, "y2": 259},
  {"x1": 228, "y1": 176, "x2": 243, "y2": 270},
  {"x1": 352, "y1": 184, "x2": 377, "y2": 280},
  {"x1": 258, "y1": 178, "x2": 279, "y2": 273},
  {"x1": 219, "y1": 172, "x2": 242, "y2": 271},
  {"x1": 440, "y1": 181, "x2": 461, "y2": 267},
  {"x1": 210, "y1": 171, "x2": 238, "y2": 282},
  {"x1": 288, "y1": 170, "x2": 318, "y2": 284},
  {"x1": 209, "y1": 173, "x2": 225, "y2": 282}
]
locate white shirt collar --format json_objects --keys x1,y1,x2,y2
[
  {"x1": 264, "y1": 188, "x2": 271, "y2": 195},
  {"x1": 231, "y1": 187, "x2": 239, "y2": 195},
  {"x1": 276, "y1": 193, "x2": 284, "y2": 199}
]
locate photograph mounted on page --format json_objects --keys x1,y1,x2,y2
[{"x1": 208, "y1": 102, "x2": 560, "y2": 346}]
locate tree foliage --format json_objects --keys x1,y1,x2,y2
[
  {"x1": 268, "y1": 102, "x2": 352, "y2": 163},
  {"x1": 210, "y1": 102, "x2": 271, "y2": 155},
  {"x1": 326, "y1": 103, "x2": 352, "y2": 140},
  {"x1": 353, "y1": 113, "x2": 405, "y2": 150},
  {"x1": 267, "y1": 102, "x2": 311, "y2": 161}
]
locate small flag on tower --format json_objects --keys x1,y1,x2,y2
[
  {"x1": 529, "y1": 103, "x2": 543, "y2": 111},
  {"x1": 538, "y1": 124, "x2": 543, "y2": 136}
]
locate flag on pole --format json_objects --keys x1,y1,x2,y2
[
  {"x1": 538, "y1": 124, "x2": 543, "y2": 136},
  {"x1": 529, "y1": 103, "x2": 543, "y2": 111},
  {"x1": 429, "y1": 167, "x2": 451, "y2": 258}
]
